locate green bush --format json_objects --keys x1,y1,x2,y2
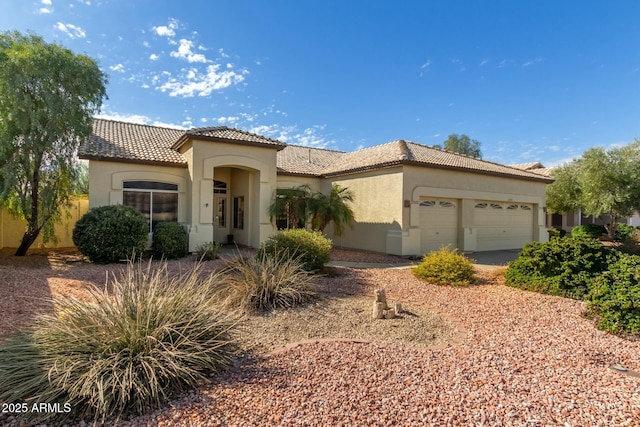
[
  {"x1": 196, "y1": 241, "x2": 222, "y2": 260},
  {"x1": 505, "y1": 237, "x2": 613, "y2": 299},
  {"x1": 259, "y1": 229, "x2": 332, "y2": 272},
  {"x1": 588, "y1": 253, "x2": 640, "y2": 335},
  {"x1": 214, "y1": 251, "x2": 317, "y2": 312},
  {"x1": 547, "y1": 227, "x2": 567, "y2": 239},
  {"x1": 412, "y1": 246, "x2": 477, "y2": 286},
  {"x1": 617, "y1": 229, "x2": 640, "y2": 256},
  {"x1": 615, "y1": 223, "x2": 636, "y2": 242},
  {"x1": 152, "y1": 222, "x2": 188, "y2": 259},
  {"x1": 571, "y1": 224, "x2": 606, "y2": 239},
  {"x1": 72, "y1": 205, "x2": 148, "y2": 263},
  {"x1": 0, "y1": 261, "x2": 238, "y2": 424}
]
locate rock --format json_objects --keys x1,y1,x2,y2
[
  {"x1": 394, "y1": 302, "x2": 403, "y2": 314},
  {"x1": 385, "y1": 308, "x2": 396, "y2": 319},
  {"x1": 373, "y1": 301, "x2": 386, "y2": 319},
  {"x1": 373, "y1": 289, "x2": 389, "y2": 309}
]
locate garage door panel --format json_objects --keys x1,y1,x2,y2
[
  {"x1": 475, "y1": 202, "x2": 533, "y2": 251},
  {"x1": 420, "y1": 198, "x2": 458, "y2": 254}
]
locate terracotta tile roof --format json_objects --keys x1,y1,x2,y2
[
  {"x1": 277, "y1": 145, "x2": 345, "y2": 175},
  {"x1": 320, "y1": 140, "x2": 554, "y2": 182},
  {"x1": 79, "y1": 119, "x2": 186, "y2": 165},
  {"x1": 176, "y1": 126, "x2": 286, "y2": 149},
  {"x1": 81, "y1": 120, "x2": 552, "y2": 182}
]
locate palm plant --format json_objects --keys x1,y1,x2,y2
[
  {"x1": 268, "y1": 184, "x2": 311, "y2": 229},
  {"x1": 309, "y1": 184, "x2": 355, "y2": 236}
]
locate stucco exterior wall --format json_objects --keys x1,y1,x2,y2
[
  {"x1": 183, "y1": 139, "x2": 279, "y2": 250},
  {"x1": 324, "y1": 167, "x2": 404, "y2": 254},
  {"x1": 403, "y1": 165, "x2": 548, "y2": 254}
]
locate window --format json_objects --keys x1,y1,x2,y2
[
  {"x1": 507, "y1": 204, "x2": 519, "y2": 210},
  {"x1": 216, "y1": 197, "x2": 226, "y2": 227},
  {"x1": 520, "y1": 205, "x2": 532, "y2": 211},
  {"x1": 214, "y1": 180, "x2": 227, "y2": 194},
  {"x1": 490, "y1": 203, "x2": 503, "y2": 209},
  {"x1": 439, "y1": 201, "x2": 455, "y2": 208},
  {"x1": 474, "y1": 203, "x2": 487, "y2": 209},
  {"x1": 233, "y1": 196, "x2": 244, "y2": 229},
  {"x1": 123, "y1": 181, "x2": 178, "y2": 232},
  {"x1": 419, "y1": 200, "x2": 436, "y2": 207}
]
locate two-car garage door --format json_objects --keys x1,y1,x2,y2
[{"x1": 419, "y1": 198, "x2": 534, "y2": 253}]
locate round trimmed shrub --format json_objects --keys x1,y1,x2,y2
[
  {"x1": 152, "y1": 222, "x2": 188, "y2": 259},
  {"x1": 412, "y1": 246, "x2": 477, "y2": 286},
  {"x1": 615, "y1": 223, "x2": 636, "y2": 242},
  {"x1": 259, "y1": 229, "x2": 332, "y2": 272},
  {"x1": 505, "y1": 237, "x2": 614, "y2": 299},
  {"x1": 588, "y1": 253, "x2": 640, "y2": 335},
  {"x1": 547, "y1": 227, "x2": 567, "y2": 239},
  {"x1": 73, "y1": 205, "x2": 148, "y2": 264}
]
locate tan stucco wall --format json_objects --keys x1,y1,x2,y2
[
  {"x1": 275, "y1": 176, "x2": 322, "y2": 193},
  {"x1": 183, "y1": 139, "x2": 279, "y2": 250},
  {"x1": 1, "y1": 198, "x2": 88, "y2": 249},
  {"x1": 403, "y1": 165, "x2": 548, "y2": 254},
  {"x1": 323, "y1": 167, "x2": 404, "y2": 254}
]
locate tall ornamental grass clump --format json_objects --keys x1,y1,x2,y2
[
  {"x1": 259, "y1": 229, "x2": 332, "y2": 272},
  {"x1": 412, "y1": 246, "x2": 477, "y2": 286},
  {"x1": 505, "y1": 237, "x2": 613, "y2": 299},
  {"x1": 214, "y1": 251, "x2": 317, "y2": 312},
  {"x1": 0, "y1": 261, "x2": 238, "y2": 424},
  {"x1": 73, "y1": 205, "x2": 148, "y2": 263}
]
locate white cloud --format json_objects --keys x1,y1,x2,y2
[
  {"x1": 42, "y1": 0, "x2": 52, "y2": 4},
  {"x1": 156, "y1": 64, "x2": 247, "y2": 97},
  {"x1": 149, "y1": 53, "x2": 159, "y2": 61},
  {"x1": 38, "y1": 7, "x2": 52, "y2": 13},
  {"x1": 479, "y1": 59, "x2": 489, "y2": 67},
  {"x1": 216, "y1": 116, "x2": 239, "y2": 125},
  {"x1": 54, "y1": 22, "x2": 86, "y2": 38},
  {"x1": 170, "y1": 39, "x2": 207, "y2": 63},
  {"x1": 248, "y1": 124, "x2": 333, "y2": 148},
  {"x1": 522, "y1": 57, "x2": 542, "y2": 67},
  {"x1": 219, "y1": 48, "x2": 229, "y2": 58},
  {"x1": 143, "y1": 41, "x2": 150, "y2": 48},
  {"x1": 95, "y1": 111, "x2": 185, "y2": 129},
  {"x1": 153, "y1": 18, "x2": 178, "y2": 37},
  {"x1": 109, "y1": 63, "x2": 125, "y2": 73}
]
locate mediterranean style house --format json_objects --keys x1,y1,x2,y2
[{"x1": 78, "y1": 119, "x2": 554, "y2": 256}]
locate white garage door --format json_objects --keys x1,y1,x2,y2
[
  {"x1": 419, "y1": 198, "x2": 458, "y2": 254},
  {"x1": 475, "y1": 202, "x2": 533, "y2": 251}
]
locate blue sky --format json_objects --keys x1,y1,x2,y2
[{"x1": 2, "y1": 0, "x2": 640, "y2": 166}]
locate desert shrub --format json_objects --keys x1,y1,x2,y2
[
  {"x1": 196, "y1": 241, "x2": 222, "y2": 260},
  {"x1": 412, "y1": 246, "x2": 477, "y2": 286},
  {"x1": 617, "y1": 229, "x2": 640, "y2": 256},
  {"x1": 152, "y1": 222, "x2": 188, "y2": 259},
  {"x1": 0, "y1": 261, "x2": 237, "y2": 424},
  {"x1": 214, "y1": 251, "x2": 316, "y2": 312},
  {"x1": 259, "y1": 229, "x2": 332, "y2": 272},
  {"x1": 615, "y1": 223, "x2": 636, "y2": 242},
  {"x1": 547, "y1": 227, "x2": 567, "y2": 239},
  {"x1": 588, "y1": 253, "x2": 640, "y2": 335},
  {"x1": 72, "y1": 205, "x2": 148, "y2": 263},
  {"x1": 505, "y1": 237, "x2": 613, "y2": 299},
  {"x1": 571, "y1": 224, "x2": 606, "y2": 239}
]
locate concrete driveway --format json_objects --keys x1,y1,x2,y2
[{"x1": 466, "y1": 249, "x2": 521, "y2": 268}]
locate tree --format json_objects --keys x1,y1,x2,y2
[
  {"x1": 435, "y1": 133, "x2": 482, "y2": 158},
  {"x1": 546, "y1": 140, "x2": 640, "y2": 239},
  {"x1": 0, "y1": 31, "x2": 107, "y2": 255},
  {"x1": 268, "y1": 185, "x2": 311, "y2": 230},
  {"x1": 309, "y1": 184, "x2": 355, "y2": 236}
]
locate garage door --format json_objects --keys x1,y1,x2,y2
[
  {"x1": 475, "y1": 202, "x2": 533, "y2": 251},
  {"x1": 419, "y1": 198, "x2": 458, "y2": 254}
]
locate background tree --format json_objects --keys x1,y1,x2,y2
[
  {"x1": 546, "y1": 140, "x2": 640, "y2": 239},
  {"x1": 309, "y1": 184, "x2": 355, "y2": 236},
  {"x1": 435, "y1": 133, "x2": 482, "y2": 158},
  {"x1": 0, "y1": 31, "x2": 107, "y2": 255}
]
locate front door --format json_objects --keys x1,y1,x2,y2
[{"x1": 214, "y1": 195, "x2": 229, "y2": 243}]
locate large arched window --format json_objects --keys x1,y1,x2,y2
[{"x1": 123, "y1": 181, "x2": 178, "y2": 232}]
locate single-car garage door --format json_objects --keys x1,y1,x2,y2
[
  {"x1": 475, "y1": 202, "x2": 533, "y2": 251},
  {"x1": 420, "y1": 198, "x2": 458, "y2": 254}
]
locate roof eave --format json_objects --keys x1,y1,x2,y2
[
  {"x1": 177, "y1": 133, "x2": 287, "y2": 151},
  {"x1": 79, "y1": 154, "x2": 188, "y2": 168},
  {"x1": 402, "y1": 160, "x2": 555, "y2": 183}
]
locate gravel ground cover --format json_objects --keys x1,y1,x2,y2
[{"x1": 1, "y1": 249, "x2": 639, "y2": 426}]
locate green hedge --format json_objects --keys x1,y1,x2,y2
[
  {"x1": 571, "y1": 224, "x2": 606, "y2": 239},
  {"x1": 505, "y1": 237, "x2": 613, "y2": 299},
  {"x1": 412, "y1": 246, "x2": 477, "y2": 286},
  {"x1": 152, "y1": 222, "x2": 188, "y2": 259},
  {"x1": 72, "y1": 205, "x2": 148, "y2": 264},
  {"x1": 259, "y1": 229, "x2": 332, "y2": 272},
  {"x1": 588, "y1": 253, "x2": 640, "y2": 334}
]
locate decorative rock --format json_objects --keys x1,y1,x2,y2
[
  {"x1": 373, "y1": 289, "x2": 389, "y2": 309},
  {"x1": 394, "y1": 302, "x2": 403, "y2": 314},
  {"x1": 384, "y1": 308, "x2": 396, "y2": 319},
  {"x1": 373, "y1": 301, "x2": 386, "y2": 319}
]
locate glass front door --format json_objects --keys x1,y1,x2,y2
[{"x1": 214, "y1": 195, "x2": 228, "y2": 243}]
